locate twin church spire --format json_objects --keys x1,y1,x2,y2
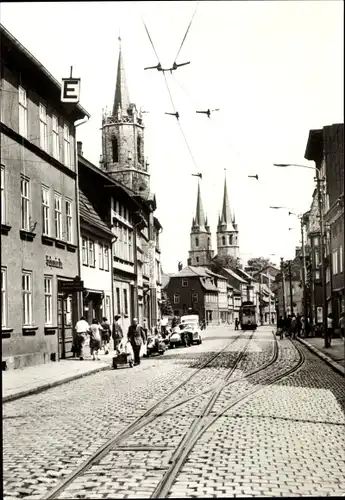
[{"x1": 188, "y1": 175, "x2": 239, "y2": 266}]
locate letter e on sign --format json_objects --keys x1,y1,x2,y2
[{"x1": 61, "y1": 78, "x2": 80, "y2": 103}]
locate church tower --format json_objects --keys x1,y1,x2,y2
[
  {"x1": 100, "y1": 38, "x2": 150, "y2": 196},
  {"x1": 216, "y1": 174, "x2": 240, "y2": 259},
  {"x1": 188, "y1": 182, "x2": 214, "y2": 266}
]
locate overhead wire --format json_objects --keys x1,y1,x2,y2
[
  {"x1": 173, "y1": 0, "x2": 200, "y2": 63},
  {"x1": 141, "y1": 15, "x2": 202, "y2": 177}
]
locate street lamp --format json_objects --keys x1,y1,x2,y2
[{"x1": 274, "y1": 162, "x2": 328, "y2": 345}]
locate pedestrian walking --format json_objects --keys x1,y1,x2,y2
[
  {"x1": 326, "y1": 313, "x2": 334, "y2": 348},
  {"x1": 291, "y1": 314, "x2": 297, "y2": 339},
  {"x1": 235, "y1": 318, "x2": 239, "y2": 330},
  {"x1": 101, "y1": 316, "x2": 111, "y2": 355},
  {"x1": 127, "y1": 318, "x2": 146, "y2": 366},
  {"x1": 75, "y1": 316, "x2": 90, "y2": 360},
  {"x1": 89, "y1": 319, "x2": 103, "y2": 360},
  {"x1": 301, "y1": 315, "x2": 306, "y2": 338},
  {"x1": 112, "y1": 315, "x2": 123, "y2": 353},
  {"x1": 339, "y1": 312, "x2": 345, "y2": 341}
]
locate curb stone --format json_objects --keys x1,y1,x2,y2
[
  {"x1": 2, "y1": 364, "x2": 111, "y2": 403},
  {"x1": 297, "y1": 337, "x2": 344, "y2": 376}
]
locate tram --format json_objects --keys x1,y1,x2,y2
[{"x1": 239, "y1": 301, "x2": 257, "y2": 330}]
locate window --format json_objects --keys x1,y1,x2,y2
[
  {"x1": 182, "y1": 279, "x2": 188, "y2": 287},
  {"x1": 1, "y1": 267, "x2": 7, "y2": 327},
  {"x1": 19, "y1": 86, "x2": 28, "y2": 138},
  {"x1": 192, "y1": 293, "x2": 198, "y2": 303},
  {"x1": 1, "y1": 165, "x2": 5, "y2": 224},
  {"x1": 326, "y1": 267, "x2": 330, "y2": 283},
  {"x1": 137, "y1": 136, "x2": 142, "y2": 164},
  {"x1": 128, "y1": 232, "x2": 133, "y2": 261},
  {"x1": 104, "y1": 245, "x2": 109, "y2": 271},
  {"x1": 52, "y1": 115, "x2": 59, "y2": 160},
  {"x1": 82, "y1": 238, "x2": 88, "y2": 265},
  {"x1": 54, "y1": 194, "x2": 62, "y2": 239},
  {"x1": 22, "y1": 271, "x2": 33, "y2": 325},
  {"x1": 21, "y1": 176, "x2": 30, "y2": 230},
  {"x1": 222, "y1": 236, "x2": 226, "y2": 245},
  {"x1": 65, "y1": 200, "x2": 72, "y2": 243},
  {"x1": 99, "y1": 242, "x2": 104, "y2": 269},
  {"x1": 42, "y1": 187, "x2": 50, "y2": 236},
  {"x1": 112, "y1": 136, "x2": 118, "y2": 163},
  {"x1": 63, "y1": 123, "x2": 71, "y2": 167},
  {"x1": 44, "y1": 276, "x2": 53, "y2": 325},
  {"x1": 174, "y1": 293, "x2": 180, "y2": 304},
  {"x1": 340, "y1": 245, "x2": 343, "y2": 273},
  {"x1": 123, "y1": 289, "x2": 128, "y2": 315},
  {"x1": 196, "y1": 256, "x2": 199, "y2": 263},
  {"x1": 39, "y1": 103, "x2": 48, "y2": 151},
  {"x1": 195, "y1": 237, "x2": 199, "y2": 247},
  {"x1": 89, "y1": 240, "x2": 95, "y2": 267},
  {"x1": 332, "y1": 250, "x2": 338, "y2": 275},
  {"x1": 116, "y1": 287, "x2": 121, "y2": 314},
  {"x1": 229, "y1": 235, "x2": 233, "y2": 245}
]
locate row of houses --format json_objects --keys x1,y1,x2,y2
[
  {"x1": 162, "y1": 263, "x2": 277, "y2": 326},
  {"x1": 274, "y1": 123, "x2": 344, "y2": 326},
  {"x1": 1, "y1": 25, "x2": 163, "y2": 370}
]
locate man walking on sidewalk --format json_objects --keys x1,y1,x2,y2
[
  {"x1": 75, "y1": 316, "x2": 90, "y2": 360},
  {"x1": 112, "y1": 315, "x2": 123, "y2": 353},
  {"x1": 127, "y1": 318, "x2": 146, "y2": 366}
]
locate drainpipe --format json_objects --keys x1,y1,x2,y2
[{"x1": 74, "y1": 116, "x2": 89, "y2": 319}]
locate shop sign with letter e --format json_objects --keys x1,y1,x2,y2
[{"x1": 61, "y1": 67, "x2": 80, "y2": 103}]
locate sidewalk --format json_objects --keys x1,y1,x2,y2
[
  {"x1": 297, "y1": 336, "x2": 345, "y2": 376},
  {"x1": 2, "y1": 354, "x2": 112, "y2": 403}
]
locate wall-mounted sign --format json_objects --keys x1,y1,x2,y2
[
  {"x1": 148, "y1": 240, "x2": 156, "y2": 288},
  {"x1": 61, "y1": 67, "x2": 80, "y2": 103},
  {"x1": 46, "y1": 256, "x2": 63, "y2": 269}
]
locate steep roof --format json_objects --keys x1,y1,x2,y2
[
  {"x1": 79, "y1": 190, "x2": 113, "y2": 236},
  {"x1": 222, "y1": 267, "x2": 248, "y2": 284},
  {"x1": 172, "y1": 266, "x2": 209, "y2": 278},
  {"x1": 162, "y1": 273, "x2": 174, "y2": 289},
  {"x1": 193, "y1": 182, "x2": 207, "y2": 230},
  {"x1": 113, "y1": 42, "x2": 131, "y2": 116},
  {"x1": 219, "y1": 176, "x2": 235, "y2": 231}
]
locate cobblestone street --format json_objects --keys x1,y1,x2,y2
[{"x1": 3, "y1": 326, "x2": 345, "y2": 499}]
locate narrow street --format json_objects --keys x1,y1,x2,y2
[{"x1": 3, "y1": 326, "x2": 345, "y2": 499}]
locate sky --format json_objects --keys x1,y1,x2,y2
[{"x1": 2, "y1": 1, "x2": 343, "y2": 273}]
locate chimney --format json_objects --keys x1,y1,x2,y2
[{"x1": 77, "y1": 141, "x2": 83, "y2": 156}]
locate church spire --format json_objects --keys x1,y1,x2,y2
[
  {"x1": 194, "y1": 182, "x2": 206, "y2": 229},
  {"x1": 220, "y1": 173, "x2": 234, "y2": 230},
  {"x1": 113, "y1": 36, "x2": 131, "y2": 116}
]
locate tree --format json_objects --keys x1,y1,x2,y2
[
  {"x1": 247, "y1": 257, "x2": 273, "y2": 273},
  {"x1": 211, "y1": 255, "x2": 240, "y2": 274}
]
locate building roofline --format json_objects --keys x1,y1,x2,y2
[{"x1": 1, "y1": 24, "x2": 90, "y2": 120}]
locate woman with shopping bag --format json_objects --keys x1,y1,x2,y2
[{"x1": 127, "y1": 318, "x2": 146, "y2": 366}]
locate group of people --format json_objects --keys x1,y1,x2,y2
[
  {"x1": 74, "y1": 315, "x2": 149, "y2": 365},
  {"x1": 277, "y1": 311, "x2": 345, "y2": 347}
]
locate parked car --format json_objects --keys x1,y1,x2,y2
[
  {"x1": 180, "y1": 314, "x2": 202, "y2": 345},
  {"x1": 169, "y1": 324, "x2": 190, "y2": 348}
]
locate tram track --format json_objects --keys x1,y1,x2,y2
[
  {"x1": 151, "y1": 339, "x2": 305, "y2": 498},
  {"x1": 45, "y1": 331, "x2": 248, "y2": 499}
]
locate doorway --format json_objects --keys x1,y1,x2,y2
[{"x1": 57, "y1": 293, "x2": 74, "y2": 359}]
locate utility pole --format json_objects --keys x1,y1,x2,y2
[
  {"x1": 280, "y1": 257, "x2": 286, "y2": 318},
  {"x1": 315, "y1": 168, "x2": 328, "y2": 347},
  {"x1": 287, "y1": 260, "x2": 294, "y2": 315},
  {"x1": 300, "y1": 217, "x2": 308, "y2": 322}
]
